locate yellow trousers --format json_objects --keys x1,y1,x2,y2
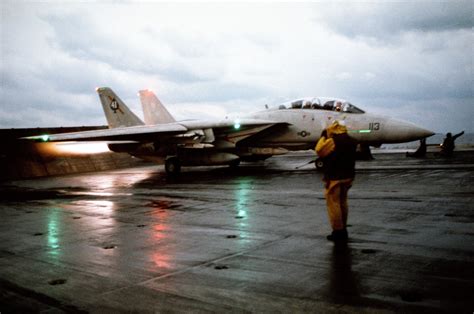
[{"x1": 324, "y1": 179, "x2": 353, "y2": 231}]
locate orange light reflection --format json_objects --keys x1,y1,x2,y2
[
  {"x1": 150, "y1": 200, "x2": 173, "y2": 270},
  {"x1": 53, "y1": 142, "x2": 110, "y2": 155},
  {"x1": 153, "y1": 223, "x2": 169, "y2": 240},
  {"x1": 151, "y1": 252, "x2": 171, "y2": 268}
]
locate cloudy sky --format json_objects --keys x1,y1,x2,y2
[{"x1": 1, "y1": 1, "x2": 473, "y2": 133}]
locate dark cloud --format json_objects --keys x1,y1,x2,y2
[
  {"x1": 40, "y1": 11, "x2": 270, "y2": 103},
  {"x1": 360, "y1": 97, "x2": 473, "y2": 134},
  {"x1": 168, "y1": 81, "x2": 270, "y2": 103},
  {"x1": 0, "y1": 88, "x2": 105, "y2": 128},
  {"x1": 1, "y1": 2, "x2": 472, "y2": 132},
  {"x1": 42, "y1": 14, "x2": 206, "y2": 84},
  {"x1": 317, "y1": 2, "x2": 473, "y2": 43},
  {"x1": 335, "y1": 69, "x2": 472, "y2": 103}
]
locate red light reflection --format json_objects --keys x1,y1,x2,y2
[
  {"x1": 151, "y1": 252, "x2": 171, "y2": 269},
  {"x1": 149, "y1": 199, "x2": 174, "y2": 270},
  {"x1": 150, "y1": 200, "x2": 172, "y2": 240}
]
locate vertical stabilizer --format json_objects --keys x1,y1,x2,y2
[
  {"x1": 96, "y1": 87, "x2": 144, "y2": 128},
  {"x1": 139, "y1": 89, "x2": 175, "y2": 125}
]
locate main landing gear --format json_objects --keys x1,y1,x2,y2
[{"x1": 165, "y1": 156, "x2": 181, "y2": 175}]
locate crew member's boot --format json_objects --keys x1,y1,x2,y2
[{"x1": 326, "y1": 228, "x2": 348, "y2": 242}]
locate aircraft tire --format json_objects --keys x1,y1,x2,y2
[{"x1": 165, "y1": 157, "x2": 181, "y2": 175}]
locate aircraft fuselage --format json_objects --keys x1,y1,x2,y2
[
  {"x1": 26, "y1": 89, "x2": 435, "y2": 174},
  {"x1": 239, "y1": 107, "x2": 434, "y2": 151}
]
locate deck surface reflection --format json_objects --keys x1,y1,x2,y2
[{"x1": 1, "y1": 151, "x2": 473, "y2": 313}]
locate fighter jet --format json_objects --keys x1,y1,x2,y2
[{"x1": 26, "y1": 87, "x2": 434, "y2": 174}]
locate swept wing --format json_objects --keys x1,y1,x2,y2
[{"x1": 25, "y1": 119, "x2": 286, "y2": 144}]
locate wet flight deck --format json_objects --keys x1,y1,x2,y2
[{"x1": 1, "y1": 151, "x2": 473, "y2": 313}]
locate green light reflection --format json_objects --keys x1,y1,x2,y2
[
  {"x1": 47, "y1": 208, "x2": 61, "y2": 258},
  {"x1": 349, "y1": 129, "x2": 371, "y2": 134},
  {"x1": 235, "y1": 178, "x2": 253, "y2": 224}
]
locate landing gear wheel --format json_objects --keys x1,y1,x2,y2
[
  {"x1": 315, "y1": 158, "x2": 325, "y2": 171},
  {"x1": 165, "y1": 157, "x2": 181, "y2": 175}
]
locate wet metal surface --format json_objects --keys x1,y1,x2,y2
[{"x1": 0, "y1": 152, "x2": 473, "y2": 313}]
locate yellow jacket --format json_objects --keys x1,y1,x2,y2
[
  {"x1": 316, "y1": 136, "x2": 335, "y2": 158},
  {"x1": 315, "y1": 122, "x2": 348, "y2": 158}
]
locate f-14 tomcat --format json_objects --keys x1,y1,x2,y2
[{"x1": 26, "y1": 87, "x2": 434, "y2": 174}]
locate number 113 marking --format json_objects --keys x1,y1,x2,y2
[{"x1": 369, "y1": 122, "x2": 380, "y2": 130}]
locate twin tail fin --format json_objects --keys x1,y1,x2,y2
[
  {"x1": 138, "y1": 89, "x2": 175, "y2": 125},
  {"x1": 96, "y1": 87, "x2": 144, "y2": 128}
]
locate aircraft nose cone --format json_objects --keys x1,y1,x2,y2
[
  {"x1": 385, "y1": 119, "x2": 435, "y2": 143},
  {"x1": 414, "y1": 126, "x2": 435, "y2": 139}
]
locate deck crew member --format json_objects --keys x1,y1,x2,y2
[{"x1": 316, "y1": 121, "x2": 357, "y2": 242}]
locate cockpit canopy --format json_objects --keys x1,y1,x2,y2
[{"x1": 277, "y1": 97, "x2": 365, "y2": 114}]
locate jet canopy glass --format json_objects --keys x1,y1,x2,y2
[{"x1": 277, "y1": 97, "x2": 365, "y2": 114}]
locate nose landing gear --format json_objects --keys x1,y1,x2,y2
[{"x1": 315, "y1": 158, "x2": 325, "y2": 171}]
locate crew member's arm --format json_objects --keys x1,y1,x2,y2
[
  {"x1": 315, "y1": 132, "x2": 335, "y2": 158},
  {"x1": 453, "y1": 131, "x2": 465, "y2": 140}
]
